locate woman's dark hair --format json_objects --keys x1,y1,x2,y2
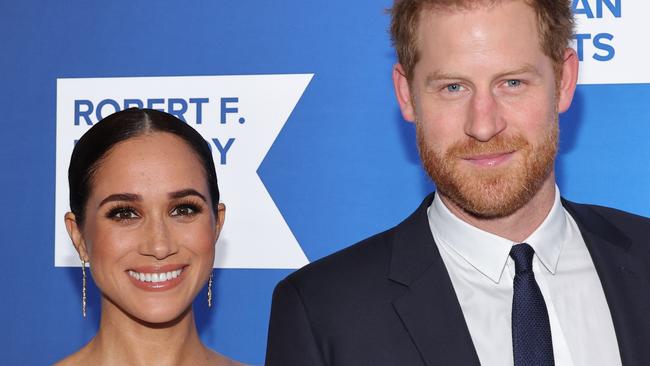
[{"x1": 68, "y1": 108, "x2": 219, "y2": 226}]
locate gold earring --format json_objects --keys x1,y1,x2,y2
[
  {"x1": 81, "y1": 259, "x2": 87, "y2": 318},
  {"x1": 207, "y1": 272, "x2": 213, "y2": 308}
]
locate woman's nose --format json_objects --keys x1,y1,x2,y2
[{"x1": 139, "y1": 216, "x2": 179, "y2": 260}]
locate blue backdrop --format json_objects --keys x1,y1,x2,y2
[{"x1": 0, "y1": 1, "x2": 648, "y2": 365}]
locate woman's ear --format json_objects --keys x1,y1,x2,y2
[
  {"x1": 64, "y1": 212, "x2": 89, "y2": 262},
  {"x1": 214, "y1": 203, "x2": 226, "y2": 243}
]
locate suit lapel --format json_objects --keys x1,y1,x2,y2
[
  {"x1": 386, "y1": 196, "x2": 649, "y2": 365},
  {"x1": 564, "y1": 201, "x2": 650, "y2": 365},
  {"x1": 389, "y1": 194, "x2": 480, "y2": 366}
]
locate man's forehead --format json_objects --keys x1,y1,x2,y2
[
  {"x1": 415, "y1": 0, "x2": 540, "y2": 47},
  {"x1": 418, "y1": 0, "x2": 530, "y2": 20},
  {"x1": 421, "y1": 0, "x2": 503, "y2": 12},
  {"x1": 413, "y1": 0, "x2": 550, "y2": 78}
]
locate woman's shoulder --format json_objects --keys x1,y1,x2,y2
[
  {"x1": 55, "y1": 344, "x2": 247, "y2": 366},
  {"x1": 209, "y1": 349, "x2": 248, "y2": 366},
  {"x1": 52, "y1": 349, "x2": 91, "y2": 366}
]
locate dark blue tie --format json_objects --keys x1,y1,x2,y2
[{"x1": 510, "y1": 243, "x2": 554, "y2": 366}]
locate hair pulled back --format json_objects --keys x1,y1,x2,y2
[{"x1": 68, "y1": 108, "x2": 219, "y2": 226}]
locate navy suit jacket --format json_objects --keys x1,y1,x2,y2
[{"x1": 265, "y1": 194, "x2": 650, "y2": 366}]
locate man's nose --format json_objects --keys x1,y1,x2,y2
[
  {"x1": 464, "y1": 89, "x2": 506, "y2": 141},
  {"x1": 139, "y1": 215, "x2": 179, "y2": 260}
]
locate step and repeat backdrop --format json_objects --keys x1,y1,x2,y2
[{"x1": 1, "y1": 0, "x2": 648, "y2": 364}]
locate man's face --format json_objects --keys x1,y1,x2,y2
[{"x1": 393, "y1": 0, "x2": 577, "y2": 218}]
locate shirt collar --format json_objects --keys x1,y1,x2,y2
[
  {"x1": 427, "y1": 186, "x2": 567, "y2": 283},
  {"x1": 523, "y1": 187, "x2": 566, "y2": 275}
]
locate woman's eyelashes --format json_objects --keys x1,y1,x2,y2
[
  {"x1": 106, "y1": 205, "x2": 140, "y2": 222},
  {"x1": 104, "y1": 200, "x2": 204, "y2": 223},
  {"x1": 170, "y1": 200, "x2": 203, "y2": 218}
]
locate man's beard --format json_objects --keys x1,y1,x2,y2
[{"x1": 417, "y1": 119, "x2": 558, "y2": 219}]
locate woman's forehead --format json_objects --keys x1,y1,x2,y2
[{"x1": 89, "y1": 132, "x2": 209, "y2": 200}]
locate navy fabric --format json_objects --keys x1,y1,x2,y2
[
  {"x1": 266, "y1": 196, "x2": 650, "y2": 366},
  {"x1": 510, "y1": 243, "x2": 555, "y2": 366}
]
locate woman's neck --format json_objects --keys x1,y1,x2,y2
[{"x1": 83, "y1": 298, "x2": 212, "y2": 366}]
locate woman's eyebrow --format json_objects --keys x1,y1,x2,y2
[
  {"x1": 98, "y1": 193, "x2": 141, "y2": 208},
  {"x1": 168, "y1": 189, "x2": 207, "y2": 203}
]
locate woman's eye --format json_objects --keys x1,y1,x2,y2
[
  {"x1": 108, "y1": 207, "x2": 138, "y2": 221},
  {"x1": 171, "y1": 205, "x2": 198, "y2": 217},
  {"x1": 506, "y1": 79, "x2": 522, "y2": 87}
]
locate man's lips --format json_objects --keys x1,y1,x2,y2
[{"x1": 462, "y1": 151, "x2": 515, "y2": 167}]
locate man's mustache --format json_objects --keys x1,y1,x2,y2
[{"x1": 446, "y1": 134, "x2": 529, "y2": 159}]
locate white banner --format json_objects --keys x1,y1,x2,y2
[
  {"x1": 56, "y1": 74, "x2": 313, "y2": 269},
  {"x1": 573, "y1": 0, "x2": 649, "y2": 84}
]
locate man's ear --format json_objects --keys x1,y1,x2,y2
[
  {"x1": 213, "y1": 203, "x2": 226, "y2": 244},
  {"x1": 392, "y1": 63, "x2": 417, "y2": 123},
  {"x1": 64, "y1": 212, "x2": 89, "y2": 262},
  {"x1": 557, "y1": 48, "x2": 579, "y2": 113}
]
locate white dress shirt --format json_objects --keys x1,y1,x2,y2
[{"x1": 427, "y1": 187, "x2": 622, "y2": 366}]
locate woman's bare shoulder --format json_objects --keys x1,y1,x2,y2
[
  {"x1": 52, "y1": 351, "x2": 89, "y2": 366},
  {"x1": 209, "y1": 349, "x2": 248, "y2": 366},
  {"x1": 52, "y1": 342, "x2": 94, "y2": 366},
  {"x1": 55, "y1": 345, "x2": 247, "y2": 366}
]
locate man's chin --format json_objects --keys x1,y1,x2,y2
[
  {"x1": 434, "y1": 166, "x2": 535, "y2": 219},
  {"x1": 439, "y1": 182, "x2": 523, "y2": 219},
  {"x1": 445, "y1": 191, "x2": 526, "y2": 219}
]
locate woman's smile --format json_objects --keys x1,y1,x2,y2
[{"x1": 127, "y1": 264, "x2": 188, "y2": 291}]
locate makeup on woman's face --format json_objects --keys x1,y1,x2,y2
[{"x1": 79, "y1": 132, "x2": 223, "y2": 324}]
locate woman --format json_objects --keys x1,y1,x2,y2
[{"x1": 57, "y1": 108, "x2": 244, "y2": 365}]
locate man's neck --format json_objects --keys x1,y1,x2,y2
[{"x1": 439, "y1": 177, "x2": 557, "y2": 243}]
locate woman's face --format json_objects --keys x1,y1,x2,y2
[{"x1": 67, "y1": 132, "x2": 224, "y2": 324}]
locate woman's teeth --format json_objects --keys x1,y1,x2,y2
[{"x1": 128, "y1": 269, "x2": 183, "y2": 283}]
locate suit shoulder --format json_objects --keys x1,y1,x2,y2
[
  {"x1": 565, "y1": 200, "x2": 649, "y2": 241},
  {"x1": 572, "y1": 201, "x2": 648, "y2": 225},
  {"x1": 286, "y1": 226, "x2": 397, "y2": 288}
]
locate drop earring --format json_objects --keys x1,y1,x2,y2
[
  {"x1": 81, "y1": 259, "x2": 87, "y2": 318},
  {"x1": 207, "y1": 272, "x2": 213, "y2": 308}
]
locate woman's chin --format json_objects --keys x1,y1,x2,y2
[
  {"x1": 107, "y1": 295, "x2": 193, "y2": 327},
  {"x1": 130, "y1": 305, "x2": 192, "y2": 327}
]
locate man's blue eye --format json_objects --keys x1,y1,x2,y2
[
  {"x1": 507, "y1": 80, "x2": 522, "y2": 87},
  {"x1": 446, "y1": 84, "x2": 462, "y2": 92}
]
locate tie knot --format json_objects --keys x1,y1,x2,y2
[{"x1": 510, "y1": 243, "x2": 535, "y2": 274}]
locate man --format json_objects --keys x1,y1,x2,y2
[{"x1": 265, "y1": 1, "x2": 650, "y2": 365}]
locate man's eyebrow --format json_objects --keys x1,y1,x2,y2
[
  {"x1": 425, "y1": 70, "x2": 465, "y2": 84},
  {"x1": 168, "y1": 189, "x2": 207, "y2": 203},
  {"x1": 425, "y1": 64, "x2": 542, "y2": 85},
  {"x1": 495, "y1": 64, "x2": 542, "y2": 78},
  {"x1": 98, "y1": 193, "x2": 142, "y2": 208}
]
